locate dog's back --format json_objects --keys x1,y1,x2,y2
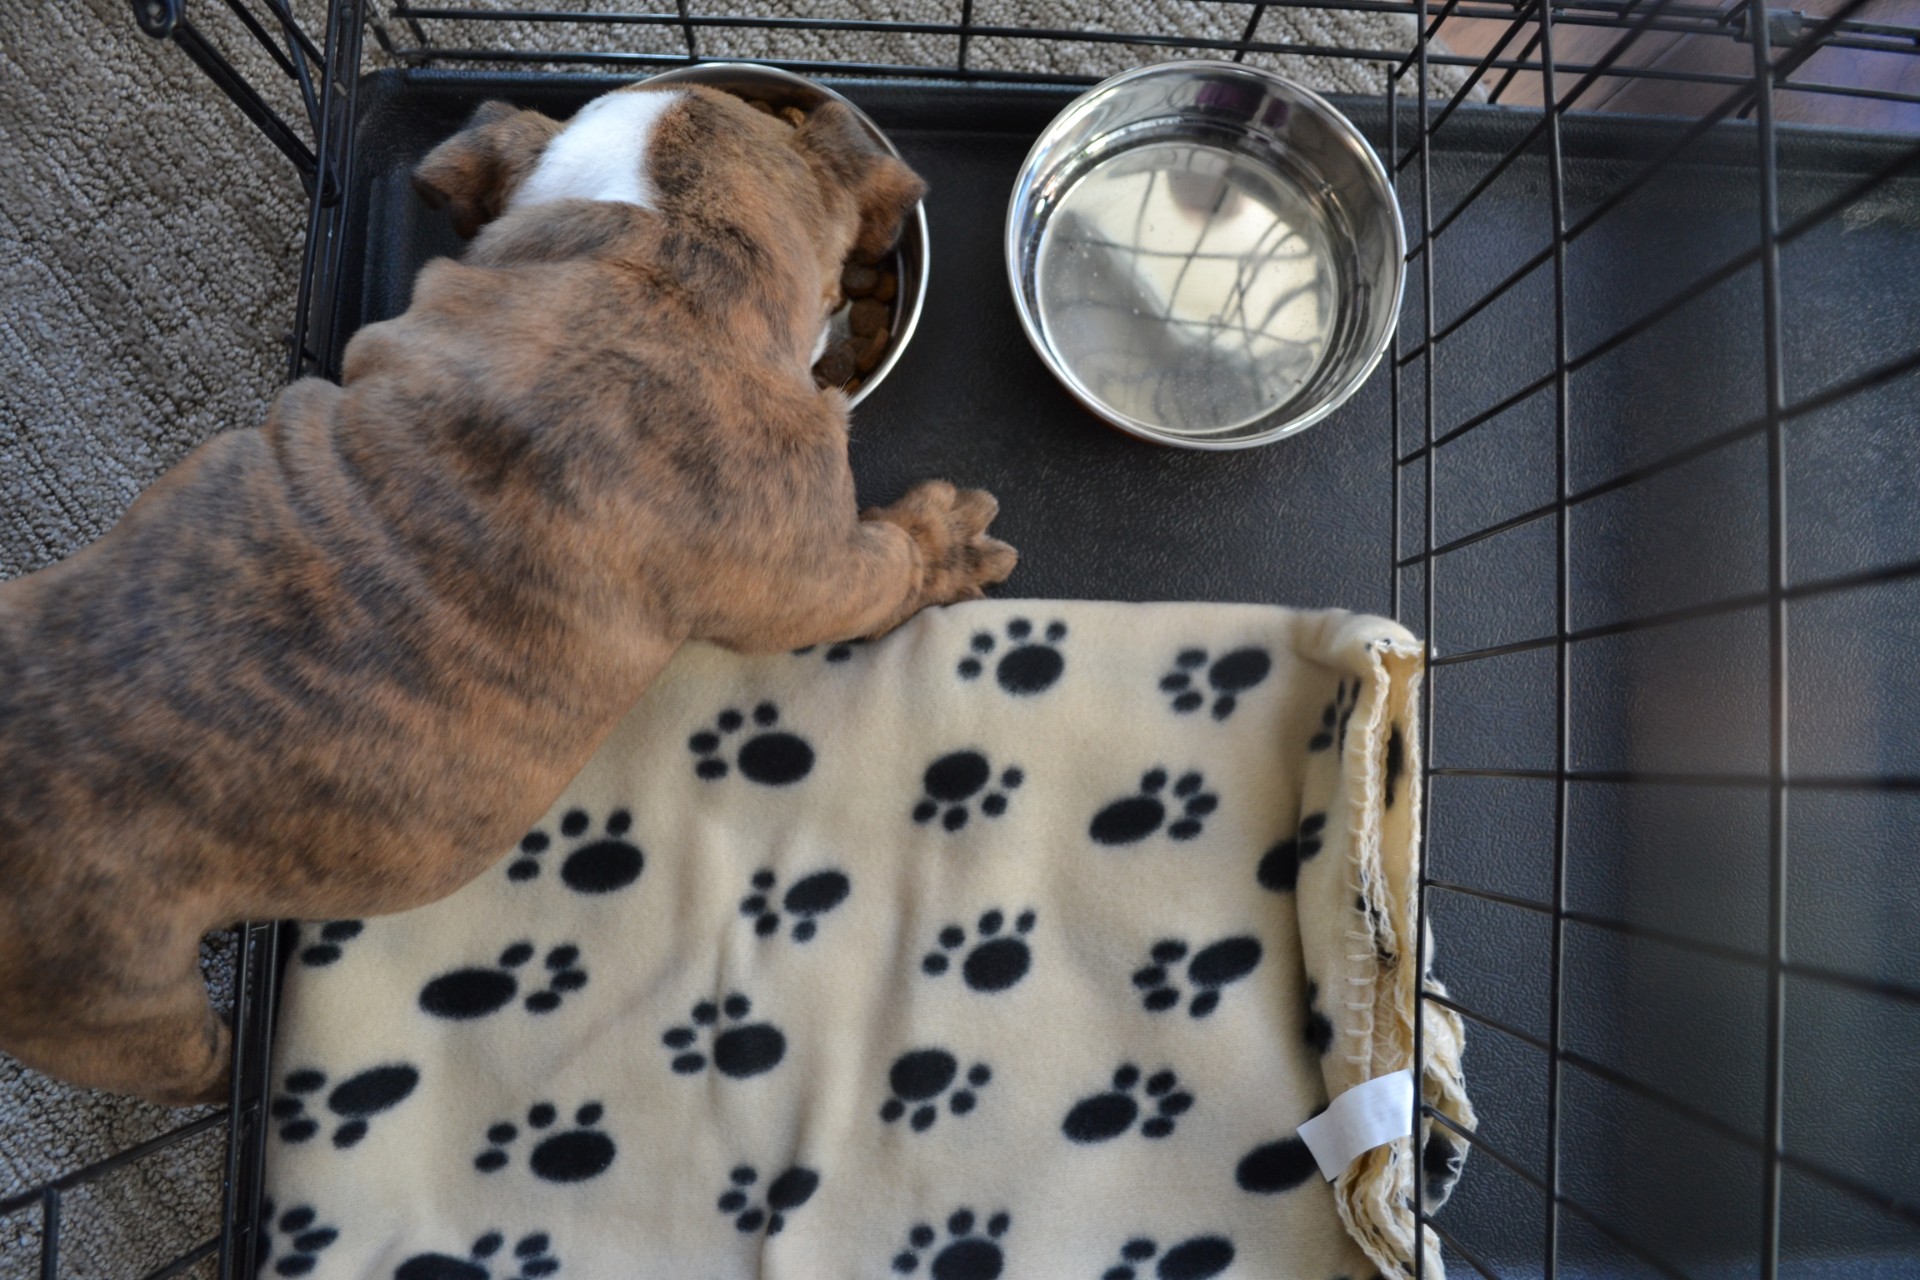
[{"x1": 0, "y1": 84, "x2": 1008, "y2": 1107}]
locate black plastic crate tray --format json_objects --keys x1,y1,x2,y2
[{"x1": 321, "y1": 72, "x2": 1920, "y2": 1280}]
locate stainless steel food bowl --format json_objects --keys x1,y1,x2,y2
[
  {"x1": 643, "y1": 63, "x2": 929, "y2": 406},
  {"x1": 1006, "y1": 62, "x2": 1405, "y2": 449}
]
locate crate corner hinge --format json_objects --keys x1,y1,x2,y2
[{"x1": 1731, "y1": 5, "x2": 1810, "y2": 49}]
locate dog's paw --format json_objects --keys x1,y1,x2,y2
[{"x1": 867, "y1": 481, "x2": 1017, "y2": 606}]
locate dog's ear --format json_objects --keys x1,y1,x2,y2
[
  {"x1": 792, "y1": 101, "x2": 927, "y2": 262},
  {"x1": 412, "y1": 100, "x2": 563, "y2": 238}
]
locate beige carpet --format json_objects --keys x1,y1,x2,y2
[{"x1": 0, "y1": 4, "x2": 1462, "y2": 1276}]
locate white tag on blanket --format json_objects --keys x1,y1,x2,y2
[{"x1": 1298, "y1": 1068, "x2": 1416, "y2": 1180}]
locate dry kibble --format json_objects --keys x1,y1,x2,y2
[
  {"x1": 778, "y1": 105, "x2": 808, "y2": 128},
  {"x1": 814, "y1": 241, "x2": 904, "y2": 392},
  {"x1": 849, "y1": 298, "x2": 889, "y2": 338},
  {"x1": 744, "y1": 98, "x2": 775, "y2": 115},
  {"x1": 814, "y1": 340, "x2": 858, "y2": 386},
  {"x1": 855, "y1": 325, "x2": 890, "y2": 374}
]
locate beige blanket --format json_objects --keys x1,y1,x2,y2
[{"x1": 261, "y1": 600, "x2": 1471, "y2": 1280}]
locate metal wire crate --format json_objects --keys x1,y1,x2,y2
[{"x1": 4, "y1": 0, "x2": 1917, "y2": 1276}]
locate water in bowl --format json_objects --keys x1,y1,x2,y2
[{"x1": 1034, "y1": 137, "x2": 1342, "y2": 436}]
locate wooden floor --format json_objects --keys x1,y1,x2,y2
[{"x1": 1437, "y1": 0, "x2": 1920, "y2": 133}]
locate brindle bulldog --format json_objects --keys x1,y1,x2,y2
[{"x1": 0, "y1": 85, "x2": 1015, "y2": 1105}]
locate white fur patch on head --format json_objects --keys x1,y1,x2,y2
[{"x1": 510, "y1": 89, "x2": 681, "y2": 212}]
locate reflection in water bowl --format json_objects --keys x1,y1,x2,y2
[{"x1": 1035, "y1": 139, "x2": 1342, "y2": 435}]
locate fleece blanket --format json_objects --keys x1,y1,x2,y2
[{"x1": 259, "y1": 600, "x2": 1471, "y2": 1280}]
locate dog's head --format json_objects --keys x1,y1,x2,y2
[{"x1": 412, "y1": 85, "x2": 924, "y2": 354}]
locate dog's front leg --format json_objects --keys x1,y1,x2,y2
[
  {"x1": 858, "y1": 480, "x2": 1018, "y2": 629},
  {"x1": 719, "y1": 480, "x2": 1016, "y2": 655}
]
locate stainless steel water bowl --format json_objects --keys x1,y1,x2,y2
[
  {"x1": 1006, "y1": 62, "x2": 1406, "y2": 449},
  {"x1": 644, "y1": 63, "x2": 929, "y2": 407}
]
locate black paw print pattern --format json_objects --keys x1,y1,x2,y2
[
  {"x1": 891, "y1": 1208, "x2": 1011, "y2": 1277},
  {"x1": 510, "y1": 808, "x2": 644, "y2": 895},
  {"x1": 1236, "y1": 1135, "x2": 1318, "y2": 1194},
  {"x1": 715, "y1": 1164, "x2": 821, "y2": 1235},
  {"x1": 418, "y1": 942, "x2": 587, "y2": 1020},
  {"x1": 793, "y1": 637, "x2": 867, "y2": 664},
  {"x1": 663, "y1": 993, "x2": 786, "y2": 1079},
  {"x1": 1310, "y1": 679, "x2": 1361, "y2": 753},
  {"x1": 1425, "y1": 1130, "x2": 1468, "y2": 1207},
  {"x1": 1303, "y1": 980, "x2": 1334, "y2": 1055},
  {"x1": 475, "y1": 1102, "x2": 616, "y2": 1183},
  {"x1": 297, "y1": 920, "x2": 363, "y2": 968},
  {"x1": 922, "y1": 908, "x2": 1036, "y2": 993},
  {"x1": 1089, "y1": 770, "x2": 1218, "y2": 846},
  {"x1": 394, "y1": 1230, "x2": 560, "y2": 1280},
  {"x1": 958, "y1": 617, "x2": 1068, "y2": 695},
  {"x1": 1257, "y1": 813, "x2": 1325, "y2": 894},
  {"x1": 1063, "y1": 1064, "x2": 1194, "y2": 1143},
  {"x1": 1386, "y1": 723, "x2": 1407, "y2": 808},
  {"x1": 881, "y1": 1048, "x2": 992, "y2": 1131},
  {"x1": 271, "y1": 1063, "x2": 418, "y2": 1148},
  {"x1": 739, "y1": 867, "x2": 851, "y2": 942},
  {"x1": 1100, "y1": 1234, "x2": 1237, "y2": 1280},
  {"x1": 255, "y1": 1201, "x2": 337, "y2": 1277},
  {"x1": 913, "y1": 751, "x2": 1023, "y2": 832},
  {"x1": 1159, "y1": 645, "x2": 1272, "y2": 720},
  {"x1": 689, "y1": 703, "x2": 815, "y2": 786},
  {"x1": 1133, "y1": 935, "x2": 1263, "y2": 1018}
]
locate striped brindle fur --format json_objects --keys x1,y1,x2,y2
[{"x1": 0, "y1": 85, "x2": 1014, "y2": 1105}]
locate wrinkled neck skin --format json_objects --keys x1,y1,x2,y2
[
  {"x1": 468, "y1": 199, "x2": 827, "y2": 373},
  {"x1": 486, "y1": 87, "x2": 835, "y2": 375}
]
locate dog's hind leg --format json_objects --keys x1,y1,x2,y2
[{"x1": 4, "y1": 954, "x2": 231, "y2": 1107}]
